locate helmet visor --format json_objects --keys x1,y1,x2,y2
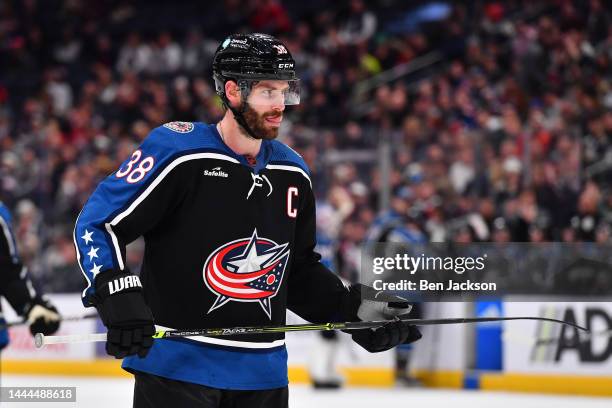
[{"x1": 242, "y1": 79, "x2": 301, "y2": 106}]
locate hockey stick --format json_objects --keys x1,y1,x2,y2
[
  {"x1": 0, "y1": 312, "x2": 99, "y2": 330},
  {"x1": 504, "y1": 328, "x2": 612, "y2": 347},
  {"x1": 34, "y1": 316, "x2": 587, "y2": 348}
]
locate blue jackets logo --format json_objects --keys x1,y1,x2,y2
[{"x1": 203, "y1": 229, "x2": 290, "y2": 319}]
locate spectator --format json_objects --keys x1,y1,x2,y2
[{"x1": 0, "y1": 0, "x2": 609, "y2": 292}]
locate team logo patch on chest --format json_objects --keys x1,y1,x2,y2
[
  {"x1": 203, "y1": 229, "x2": 290, "y2": 319},
  {"x1": 162, "y1": 121, "x2": 194, "y2": 133}
]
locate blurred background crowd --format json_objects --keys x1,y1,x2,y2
[{"x1": 0, "y1": 0, "x2": 610, "y2": 292}]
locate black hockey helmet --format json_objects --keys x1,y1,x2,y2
[{"x1": 212, "y1": 33, "x2": 300, "y2": 138}]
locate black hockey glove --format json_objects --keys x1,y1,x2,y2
[
  {"x1": 344, "y1": 284, "x2": 422, "y2": 353},
  {"x1": 23, "y1": 296, "x2": 61, "y2": 336},
  {"x1": 92, "y1": 270, "x2": 155, "y2": 359}
]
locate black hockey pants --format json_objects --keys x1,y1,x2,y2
[{"x1": 133, "y1": 370, "x2": 289, "y2": 408}]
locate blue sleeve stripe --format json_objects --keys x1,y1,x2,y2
[
  {"x1": 266, "y1": 162, "x2": 312, "y2": 187},
  {"x1": 73, "y1": 209, "x2": 93, "y2": 301}
]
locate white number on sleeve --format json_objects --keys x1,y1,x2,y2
[{"x1": 116, "y1": 150, "x2": 155, "y2": 183}]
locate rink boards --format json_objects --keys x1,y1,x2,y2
[{"x1": 2, "y1": 294, "x2": 612, "y2": 396}]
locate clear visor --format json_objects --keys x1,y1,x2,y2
[{"x1": 242, "y1": 79, "x2": 301, "y2": 106}]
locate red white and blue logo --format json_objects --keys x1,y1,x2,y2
[
  {"x1": 162, "y1": 121, "x2": 194, "y2": 133},
  {"x1": 203, "y1": 229, "x2": 290, "y2": 319}
]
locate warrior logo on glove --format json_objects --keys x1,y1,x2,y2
[
  {"x1": 204, "y1": 229, "x2": 290, "y2": 319},
  {"x1": 108, "y1": 275, "x2": 142, "y2": 295}
]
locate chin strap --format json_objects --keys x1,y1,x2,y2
[{"x1": 220, "y1": 83, "x2": 259, "y2": 140}]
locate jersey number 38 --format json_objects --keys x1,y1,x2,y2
[{"x1": 116, "y1": 150, "x2": 155, "y2": 183}]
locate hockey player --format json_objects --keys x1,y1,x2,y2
[
  {"x1": 74, "y1": 33, "x2": 421, "y2": 408},
  {"x1": 0, "y1": 201, "x2": 60, "y2": 351}
]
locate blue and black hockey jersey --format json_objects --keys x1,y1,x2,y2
[{"x1": 74, "y1": 122, "x2": 350, "y2": 390}]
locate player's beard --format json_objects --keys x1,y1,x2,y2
[{"x1": 241, "y1": 105, "x2": 282, "y2": 140}]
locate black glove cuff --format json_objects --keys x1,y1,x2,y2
[
  {"x1": 91, "y1": 269, "x2": 143, "y2": 304},
  {"x1": 95, "y1": 291, "x2": 153, "y2": 328},
  {"x1": 91, "y1": 269, "x2": 151, "y2": 328}
]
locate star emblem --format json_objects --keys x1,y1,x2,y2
[
  {"x1": 227, "y1": 230, "x2": 278, "y2": 273},
  {"x1": 87, "y1": 246, "x2": 99, "y2": 261},
  {"x1": 81, "y1": 230, "x2": 94, "y2": 245},
  {"x1": 90, "y1": 262, "x2": 103, "y2": 277}
]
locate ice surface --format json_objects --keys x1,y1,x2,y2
[{"x1": 1, "y1": 375, "x2": 611, "y2": 408}]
